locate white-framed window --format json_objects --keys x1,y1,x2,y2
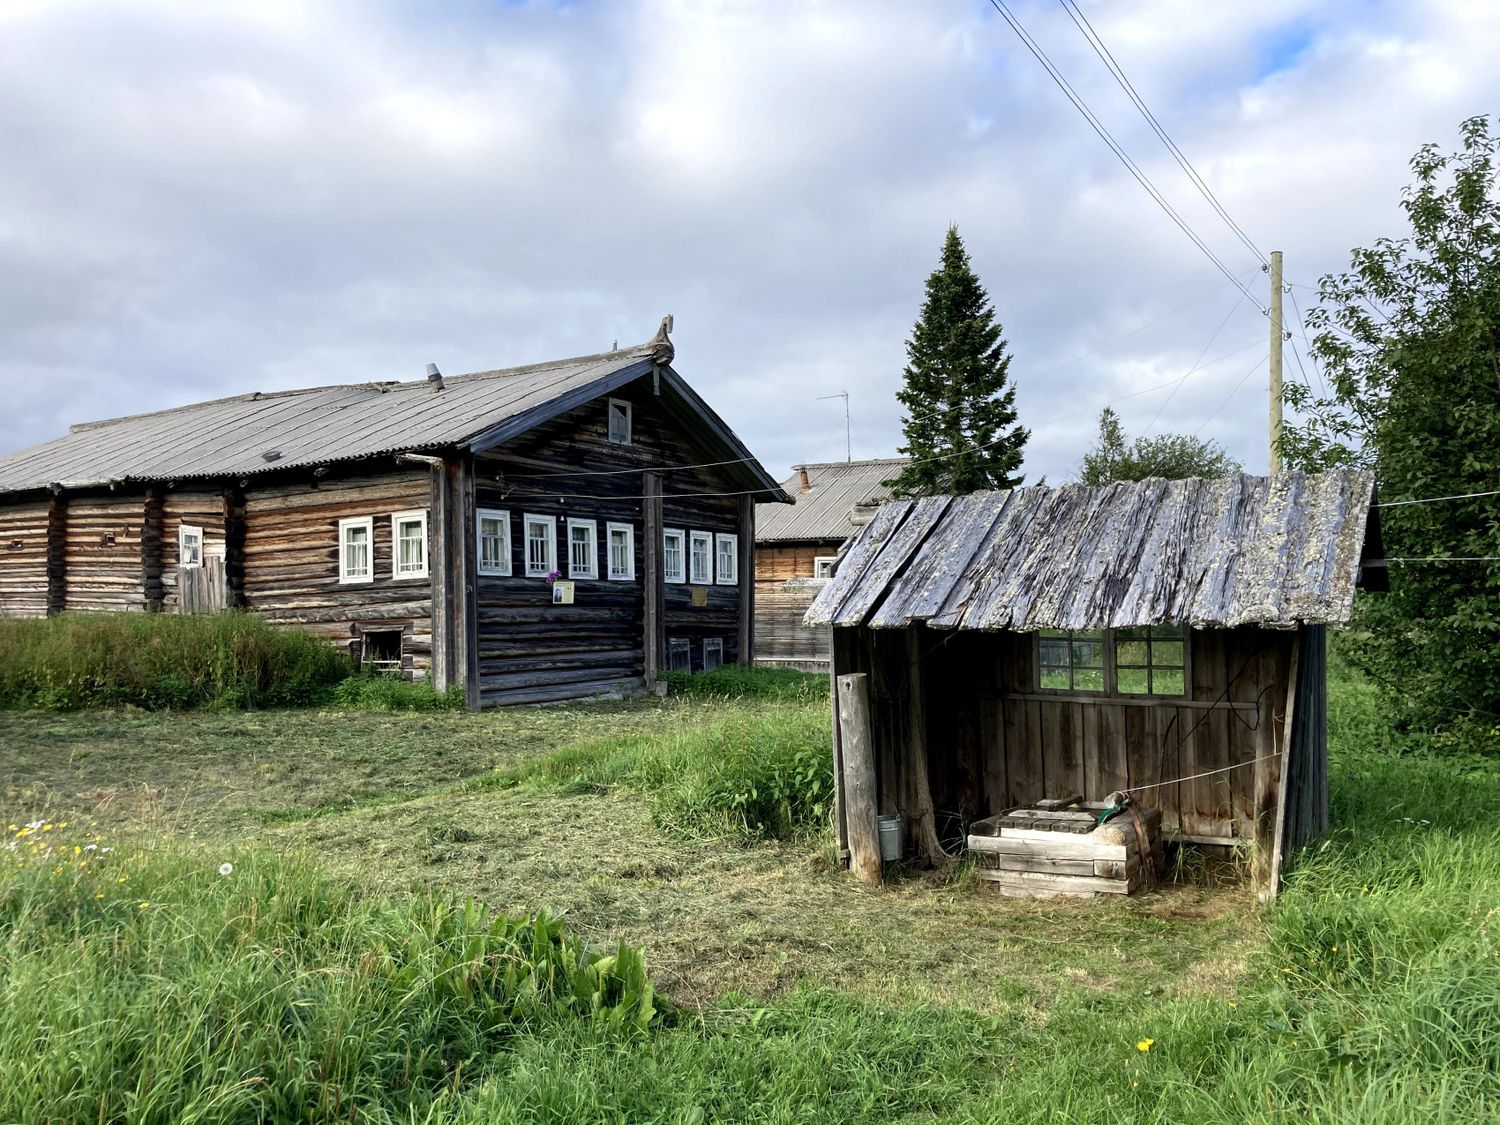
[
  {"x1": 689, "y1": 530, "x2": 713, "y2": 584},
  {"x1": 524, "y1": 514, "x2": 557, "y2": 577},
  {"x1": 607, "y1": 521, "x2": 635, "y2": 581},
  {"x1": 391, "y1": 509, "x2": 429, "y2": 580},
  {"x1": 715, "y1": 533, "x2": 738, "y2": 586},
  {"x1": 702, "y1": 637, "x2": 724, "y2": 671},
  {"x1": 338, "y1": 516, "x2": 374, "y2": 584},
  {"x1": 607, "y1": 397, "x2": 632, "y2": 445},
  {"x1": 476, "y1": 508, "x2": 511, "y2": 576},
  {"x1": 567, "y1": 518, "x2": 598, "y2": 579},
  {"x1": 813, "y1": 556, "x2": 837, "y2": 579},
  {"x1": 662, "y1": 528, "x2": 686, "y2": 584},
  {"x1": 178, "y1": 524, "x2": 203, "y2": 569}
]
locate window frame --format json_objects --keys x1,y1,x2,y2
[
  {"x1": 813, "y1": 555, "x2": 837, "y2": 579},
  {"x1": 523, "y1": 513, "x2": 557, "y2": 578},
  {"x1": 1034, "y1": 627, "x2": 1190, "y2": 699},
  {"x1": 714, "y1": 533, "x2": 739, "y2": 586},
  {"x1": 338, "y1": 516, "x2": 375, "y2": 585},
  {"x1": 606, "y1": 521, "x2": 635, "y2": 581},
  {"x1": 178, "y1": 523, "x2": 203, "y2": 569},
  {"x1": 476, "y1": 508, "x2": 512, "y2": 577},
  {"x1": 566, "y1": 517, "x2": 598, "y2": 580},
  {"x1": 1113, "y1": 625, "x2": 1190, "y2": 699},
  {"x1": 607, "y1": 397, "x2": 632, "y2": 446},
  {"x1": 390, "y1": 509, "x2": 430, "y2": 581},
  {"x1": 666, "y1": 637, "x2": 691, "y2": 673},
  {"x1": 662, "y1": 528, "x2": 686, "y2": 584},
  {"x1": 688, "y1": 530, "x2": 713, "y2": 585},
  {"x1": 702, "y1": 637, "x2": 724, "y2": 671}
]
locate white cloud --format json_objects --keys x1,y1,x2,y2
[{"x1": 0, "y1": 0, "x2": 1496, "y2": 483}]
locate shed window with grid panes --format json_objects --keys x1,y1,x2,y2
[
  {"x1": 1037, "y1": 630, "x2": 1106, "y2": 693},
  {"x1": 1113, "y1": 625, "x2": 1187, "y2": 697}
]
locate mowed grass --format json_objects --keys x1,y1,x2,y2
[{"x1": 2, "y1": 669, "x2": 1498, "y2": 1121}]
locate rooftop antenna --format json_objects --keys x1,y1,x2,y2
[{"x1": 818, "y1": 391, "x2": 851, "y2": 463}]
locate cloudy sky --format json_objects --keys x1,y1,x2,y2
[{"x1": 1, "y1": 0, "x2": 1494, "y2": 484}]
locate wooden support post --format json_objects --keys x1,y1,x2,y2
[
  {"x1": 460, "y1": 457, "x2": 480, "y2": 710},
  {"x1": 905, "y1": 628, "x2": 948, "y2": 867},
  {"x1": 222, "y1": 486, "x2": 246, "y2": 609},
  {"x1": 737, "y1": 493, "x2": 755, "y2": 666},
  {"x1": 643, "y1": 472, "x2": 664, "y2": 690},
  {"x1": 141, "y1": 485, "x2": 165, "y2": 613},
  {"x1": 1264, "y1": 633, "x2": 1303, "y2": 900},
  {"x1": 837, "y1": 671, "x2": 881, "y2": 884},
  {"x1": 45, "y1": 492, "x2": 67, "y2": 616},
  {"x1": 429, "y1": 463, "x2": 453, "y2": 693},
  {"x1": 1252, "y1": 642, "x2": 1286, "y2": 890}
]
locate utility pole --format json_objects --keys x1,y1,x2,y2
[
  {"x1": 818, "y1": 391, "x2": 851, "y2": 462},
  {"x1": 1268, "y1": 249, "x2": 1284, "y2": 474}
]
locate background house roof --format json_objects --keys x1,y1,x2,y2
[
  {"x1": 805, "y1": 470, "x2": 1382, "y2": 632},
  {"x1": 756, "y1": 458, "x2": 907, "y2": 543},
  {"x1": 0, "y1": 326, "x2": 787, "y2": 499}
]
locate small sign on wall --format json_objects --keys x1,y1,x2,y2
[
  {"x1": 552, "y1": 580, "x2": 575, "y2": 605},
  {"x1": 690, "y1": 586, "x2": 708, "y2": 607}
]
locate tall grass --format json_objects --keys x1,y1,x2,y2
[
  {"x1": 0, "y1": 612, "x2": 351, "y2": 710},
  {"x1": 663, "y1": 664, "x2": 828, "y2": 703},
  {"x1": 497, "y1": 704, "x2": 834, "y2": 842},
  {"x1": 0, "y1": 829, "x2": 657, "y2": 1123}
]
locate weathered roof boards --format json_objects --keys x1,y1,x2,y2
[
  {"x1": 756, "y1": 458, "x2": 906, "y2": 543},
  {"x1": 807, "y1": 469, "x2": 1380, "y2": 633}
]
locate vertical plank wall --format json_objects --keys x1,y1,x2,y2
[{"x1": 753, "y1": 543, "x2": 833, "y2": 668}]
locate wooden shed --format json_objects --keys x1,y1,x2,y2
[
  {"x1": 753, "y1": 458, "x2": 903, "y2": 670},
  {"x1": 804, "y1": 470, "x2": 1384, "y2": 889},
  {"x1": 0, "y1": 319, "x2": 790, "y2": 705}
]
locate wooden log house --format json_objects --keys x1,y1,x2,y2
[
  {"x1": 0, "y1": 319, "x2": 791, "y2": 706},
  {"x1": 806, "y1": 470, "x2": 1385, "y2": 888},
  {"x1": 753, "y1": 458, "x2": 903, "y2": 670}
]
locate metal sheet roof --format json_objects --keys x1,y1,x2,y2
[
  {"x1": 0, "y1": 325, "x2": 786, "y2": 499},
  {"x1": 804, "y1": 470, "x2": 1380, "y2": 632},
  {"x1": 755, "y1": 459, "x2": 906, "y2": 543}
]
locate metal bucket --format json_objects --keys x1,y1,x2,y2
[{"x1": 877, "y1": 814, "x2": 905, "y2": 862}]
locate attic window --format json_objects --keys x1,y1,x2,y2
[
  {"x1": 179, "y1": 524, "x2": 203, "y2": 569},
  {"x1": 813, "y1": 556, "x2": 837, "y2": 579},
  {"x1": 607, "y1": 398, "x2": 632, "y2": 445}
]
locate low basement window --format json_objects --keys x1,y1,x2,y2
[
  {"x1": 361, "y1": 629, "x2": 404, "y2": 675},
  {"x1": 702, "y1": 637, "x2": 724, "y2": 671},
  {"x1": 666, "y1": 638, "x2": 691, "y2": 673}
]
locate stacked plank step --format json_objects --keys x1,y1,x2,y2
[{"x1": 968, "y1": 799, "x2": 1163, "y2": 898}]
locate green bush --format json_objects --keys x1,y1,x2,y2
[
  {"x1": 0, "y1": 612, "x2": 351, "y2": 710},
  {"x1": 0, "y1": 833, "x2": 658, "y2": 1122},
  {"x1": 663, "y1": 664, "x2": 828, "y2": 703},
  {"x1": 503, "y1": 705, "x2": 834, "y2": 842},
  {"x1": 327, "y1": 672, "x2": 467, "y2": 712}
]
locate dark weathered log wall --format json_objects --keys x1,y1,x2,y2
[
  {"x1": 63, "y1": 493, "x2": 148, "y2": 612},
  {"x1": 836, "y1": 624, "x2": 1294, "y2": 849},
  {"x1": 0, "y1": 499, "x2": 51, "y2": 617},
  {"x1": 241, "y1": 470, "x2": 433, "y2": 679},
  {"x1": 472, "y1": 376, "x2": 750, "y2": 705}
]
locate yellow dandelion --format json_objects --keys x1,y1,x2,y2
[
  {"x1": 1136, "y1": 1039, "x2": 1154, "y2": 1052},
  {"x1": 73, "y1": 846, "x2": 81, "y2": 855},
  {"x1": 117, "y1": 876, "x2": 127, "y2": 883},
  {"x1": 138, "y1": 902, "x2": 150, "y2": 910},
  {"x1": 1331, "y1": 945, "x2": 1338, "y2": 952},
  {"x1": 94, "y1": 893, "x2": 103, "y2": 900},
  {"x1": 1228, "y1": 1002, "x2": 1237, "y2": 1009},
  {"x1": 42, "y1": 824, "x2": 52, "y2": 832},
  {"x1": 1131, "y1": 1081, "x2": 1139, "y2": 1088},
  {"x1": 6, "y1": 824, "x2": 15, "y2": 832},
  {"x1": 58, "y1": 822, "x2": 67, "y2": 829}
]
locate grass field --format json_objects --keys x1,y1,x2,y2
[{"x1": 2, "y1": 670, "x2": 1497, "y2": 1121}]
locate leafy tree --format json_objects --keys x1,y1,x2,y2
[
  {"x1": 885, "y1": 227, "x2": 1028, "y2": 496},
  {"x1": 1076, "y1": 407, "x2": 1241, "y2": 485},
  {"x1": 1284, "y1": 116, "x2": 1500, "y2": 728}
]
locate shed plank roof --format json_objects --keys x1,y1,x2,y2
[{"x1": 805, "y1": 470, "x2": 1378, "y2": 631}]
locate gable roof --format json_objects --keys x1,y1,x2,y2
[
  {"x1": 805, "y1": 470, "x2": 1382, "y2": 632},
  {"x1": 0, "y1": 322, "x2": 787, "y2": 499},
  {"x1": 756, "y1": 458, "x2": 906, "y2": 543}
]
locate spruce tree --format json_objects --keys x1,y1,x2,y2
[{"x1": 886, "y1": 226, "x2": 1029, "y2": 497}]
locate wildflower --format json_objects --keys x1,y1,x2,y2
[
  {"x1": 138, "y1": 902, "x2": 150, "y2": 910},
  {"x1": 94, "y1": 893, "x2": 103, "y2": 900},
  {"x1": 117, "y1": 876, "x2": 127, "y2": 883},
  {"x1": 1136, "y1": 1039, "x2": 1154, "y2": 1052},
  {"x1": 218, "y1": 862, "x2": 234, "y2": 877},
  {"x1": 1228, "y1": 1002, "x2": 1237, "y2": 1009},
  {"x1": 1131, "y1": 1081, "x2": 1139, "y2": 1088},
  {"x1": 58, "y1": 822, "x2": 67, "y2": 829},
  {"x1": 84, "y1": 844, "x2": 96, "y2": 852},
  {"x1": 1331, "y1": 945, "x2": 1338, "y2": 952}
]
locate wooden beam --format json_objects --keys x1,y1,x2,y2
[
  {"x1": 141, "y1": 485, "x2": 165, "y2": 613},
  {"x1": 429, "y1": 462, "x2": 452, "y2": 692},
  {"x1": 905, "y1": 628, "x2": 947, "y2": 867},
  {"x1": 460, "y1": 456, "x2": 480, "y2": 710},
  {"x1": 643, "y1": 471, "x2": 663, "y2": 690},
  {"x1": 737, "y1": 493, "x2": 755, "y2": 665},
  {"x1": 1252, "y1": 640, "x2": 1287, "y2": 890},
  {"x1": 45, "y1": 492, "x2": 67, "y2": 616},
  {"x1": 836, "y1": 671, "x2": 881, "y2": 884},
  {"x1": 222, "y1": 485, "x2": 246, "y2": 609},
  {"x1": 1264, "y1": 631, "x2": 1303, "y2": 900}
]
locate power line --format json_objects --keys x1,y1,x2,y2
[
  {"x1": 1141, "y1": 292, "x2": 1243, "y2": 434},
  {"x1": 1192, "y1": 355, "x2": 1263, "y2": 435},
  {"x1": 1366, "y1": 557, "x2": 1500, "y2": 565},
  {"x1": 985, "y1": 0, "x2": 1265, "y2": 314},
  {"x1": 1378, "y1": 488, "x2": 1500, "y2": 509},
  {"x1": 1285, "y1": 288, "x2": 1327, "y2": 396},
  {"x1": 1057, "y1": 0, "x2": 1266, "y2": 265}
]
